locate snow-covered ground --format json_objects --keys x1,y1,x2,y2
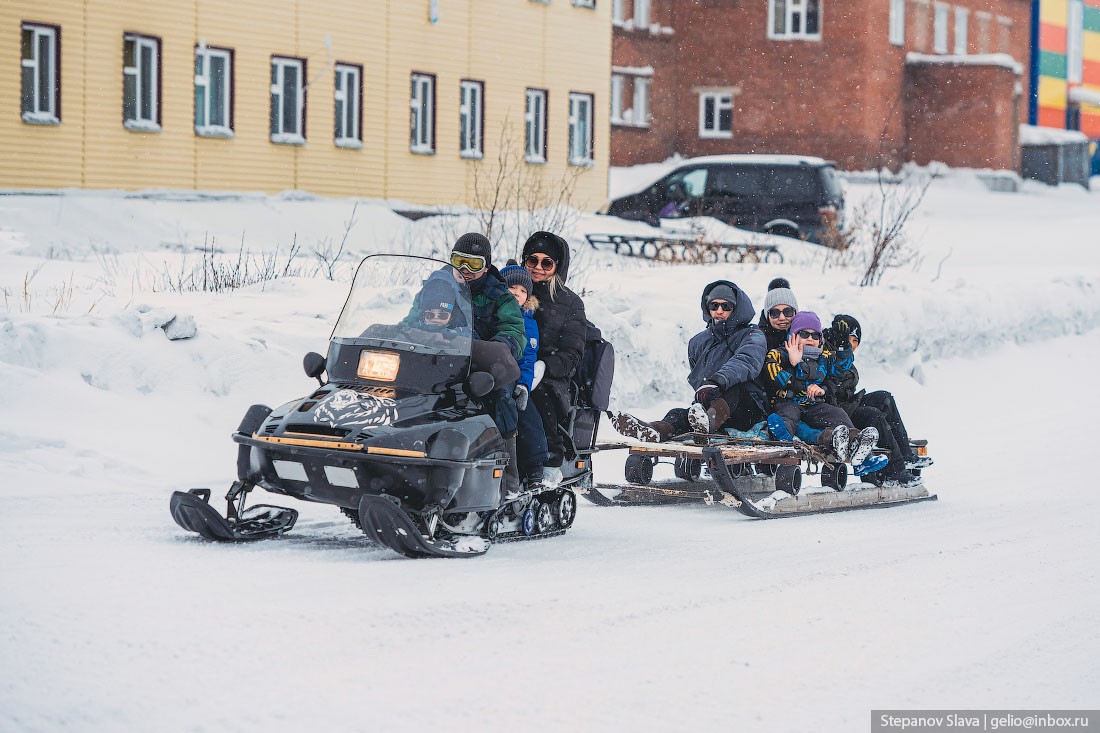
[{"x1": 1, "y1": 171, "x2": 1099, "y2": 732}]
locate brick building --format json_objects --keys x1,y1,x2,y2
[{"x1": 610, "y1": 0, "x2": 1033, "y2": 172}]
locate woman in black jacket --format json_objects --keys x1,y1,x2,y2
[{"x1": 521, "y1": 231, "x2": 587, "y2": 485}]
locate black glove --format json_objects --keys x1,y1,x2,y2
[
  {"x1": 822, "y1": 326, "x2": 843, "y2": 351},
  {"x1": 513, "y1": 383, "x2": 529, "y2": 412},
  {"x1": 694, "y1": 382, "x2": 720, "y2": 408}
]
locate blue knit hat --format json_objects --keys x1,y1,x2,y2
[{"x1": 499, "y1": 259, "x2": 533, "y2": 294}]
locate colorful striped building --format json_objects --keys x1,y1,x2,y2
[{"x1": 1032, "y1": 0, "x2": 1100, "y2": 138}]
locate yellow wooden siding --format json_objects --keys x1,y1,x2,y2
[{"x1": 1, "y1": 0, "x2": 610, "y2": 206}]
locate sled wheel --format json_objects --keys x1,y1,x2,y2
[
  {"x1": 536, "y1": 502, "x2": 554, "y2": 533},
  {"x1": 624, "y1": 455, "x2": 654, "y2": 485},
  {"x1": 673, "y1": 456, "x2": 702, "y2": 482},
  {"x1": 555, "y1": 491, "x2": 577, "y2": 529},
  {"x1": 774, "y1": 464, "x2": 802, "y2": 496},
  {"x1": 821, "y1": 462, "x2": 848, "y2": 491},
  {"x1": 521, "y1": 507, "x2": 538, "y2": 536},
  {"x1": 485, "y1": 516, "x2": 500, "y2": 542},
  {"x1": 754, "y1": 463, "x2": 776, "y2": 477}
]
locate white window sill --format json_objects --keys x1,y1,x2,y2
[
  {"x1": 410, "y1": 145, "x2": 435, "y2": 155},
  {"x1": 335, "y1": 138, "x2": 363, "y2": 149},
  {"x1": 125, "y1": 119, "x2": 162, "y2": 133},
  {"x1": 460, "y1": 151, "x2": 484, "y2": 160},
  {"x1": 271, "y1": 133, "x2": 306, "y2": 145},
  {"x1": 196, "y1": 126, "x2": 234, "y2": 139},
  {"x1": 22, "y1": 112, "x2": 60, "y2": 125},
  {"x1": 767, "y1": 34, "x2": 823, "y2": 42},
  {"x1": 568, "y1": 158, "x2": 595, "y2": 168},
  {"x1": 525, "y1": 155, "x2": 547, "y2": 165},
  {"x1": 699, "y1": 131, "x2": 733, "y2": 139}
]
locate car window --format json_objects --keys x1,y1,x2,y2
[
  {"x1": 819, "y1": 166, "x2": 843, "y2": 200},
  {"x1": 708, "y1": 166, "x2": 764, "y2": 196},
  {"x1": 666, "y1": 168, "x2": 708, "y2": 197},
  {"x1": 766, "y1": 167, "x2": 825, "y2": 201}
]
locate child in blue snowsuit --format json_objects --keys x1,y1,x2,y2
[{"x1": 500, "y1": 260, "x2": 551, "y2": 486}]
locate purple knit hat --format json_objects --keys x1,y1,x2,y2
[{"x1": 789, "y1": 311, "x2": 822, "y2": 335}]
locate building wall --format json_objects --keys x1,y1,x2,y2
[
  {"x1": 1036, "y1": 0, "x2": 1100, "y2": 136},
  {"x1": 1, "y1": 1, "x2": 610, "y2": 208}
]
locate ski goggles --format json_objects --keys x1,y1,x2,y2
[
  {"x1": 524, "y1": 254, "x2": 557, "y2": 270},
  {"x1": 768, "y1": 307, "x2": 796, "y2": 319},
  {"x1": 796, "y1": 329, "x2": 822, "y2": 341},
  {"x1": 449, "y1": 252, "x2": 487, "y2": 273},
  {"x1": 707, "y1": 301, "x2": 734, "y2": 312}
]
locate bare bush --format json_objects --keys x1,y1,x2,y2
[
  {"x1": 312, "y1": 203, "x2": 358, "y2": 281},
  {"x1": 152, "y1": 236, "x2": 313, "y2": 294}
]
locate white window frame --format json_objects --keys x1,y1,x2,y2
[
  {"x1": 612, "y1": 0, "x2": 625, "y2": 24},
  {"x1": 459, "y1": 79, "x2": 484, "y2": 159},
  {"x1": 568, "y1": 92, "x2": 594, "y2": 166},
  {"x1": 889, "y1": 0, "x2": 906, "y2": 46},
  {"x1": 768, "y1": 0, "x2": 822, "y2": 40},
  {"x1": 698, "y1": 90, "x2": 733, "y2": 139},
  {"x1": 610, "y1": 74, "x2": 625, "y2": 124},
  {"x1": 21, "y1": 23, "x2": 59, "y2": 124},
  {"x1": 124, "y1": 34, "x2": 160, "y2": 131},
  {"x1": 334, "y1": 63, "x2": 362, "y2": 148},
  {"x1": 194, "y1": 45, "x2": 232, "y2": 138},
  {"x1": 410, "y1": 72, "x2": 435, "y2": 154},
  {"x1": 932, "y1": 3, "x2": 949, "y2": 54},
  {"x1": 1068, "y1": 0, "x2": 1084, "y2": 84},
  {"x1": 635, "y1": 0, "x2": 651, "y2": 28},
  {"x1": 525, "y1": 88, "x2": 547, "y2": 164},
  {"x1": 573, "y1": 0, "x2": 596, "y2": 7},
  {"x1": 633, "y1": 77, "x2": 650, "y2": 127},
  {"x1": 270, "y1": 56, "x2": 305, "y2": 144},
  {"x1": 953, "y1": 7, "x2": 969, "y2": 55}
]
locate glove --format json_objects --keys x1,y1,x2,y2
[
  {"x1": 513, "y1": 383, "x2": 529, "y2": 412},
  {"x1": 694, "y1": 382, "x2": 720, "y2": 408}
]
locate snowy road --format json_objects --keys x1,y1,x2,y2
[{"x1": 3, "y1": 331, "x2": 1098, "y2": 733}]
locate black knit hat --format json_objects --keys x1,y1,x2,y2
[
  {"x1": 421, "y1": 278, "x2": 458, "y2": 314},
  {"x1": 705, "y1": 283, "x2": 737, "y2": 305},
  {"x1": 499, "y1": 259, "x2": 533, "y2": 293},
  {"x1": 452, "y1": 232, "x2": 493, "y2": 267},
  {"x1": 768, "y1": 277, "x2": 791, "y2": 290},
  {"x1": 831, "y1": 314, "x2": 862, "y2": 344}
]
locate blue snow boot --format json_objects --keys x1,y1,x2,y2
[
  {"x1": 853, "y1": 454, "x2": 889, "y2": 477},
  {"x1": 767, "y1": 413, "x2": 793, "y2": 442},
  {"x1": 795, "y1": 421, "x2": 822, "y2": 444}
]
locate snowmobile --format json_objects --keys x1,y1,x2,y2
[
  {"x1": 589, "y1": 416, "x2": 936, "y2": 519},
  {"x1": 169, "y1": 254, "x2": 603, "y2": 558}
]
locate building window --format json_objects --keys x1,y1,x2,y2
[
  {"x1": 932, "y1": 3, "x2": 948, "y2": 54},
  {"x1": 459, "y1": 79, "x2": 484, "y2": 158},
  {"x1": 889, "y1": 0, "x2": 905, "y2": 46},
  {"x1": 975, "y1": 11, "x2": 991, "y2": 53},
  {"x1": 21, "y1": 23, "x2": 59, "y2": 124},
  {"x1": 769, "y1": 0, "x2": 821, "y2": 40},
  {"x1": 953, "y1": 7, "x2": 969, "y2": 54},
  {"x1": 633, "y1": 77, "x2": 650, "y2": 127},
  {"x1": 573, "y1": 0, "x2": 596, "y2": 7},
  {"x1": 525, "y1": 88, "x2": 547, "y2": 163},
  {"x1": 610, "y1": 74, "x2": 624, "y2": 124},
  {"x1": 334, "y1": 63, "x2": 362, "y2": 148},
  {"x1": 568, "y1": 92, "x2": 594, "y2": 165},
  {"x1": 270, "y1": 56, "x2": 305, "y2": 144},
  {"x1": 410, "y1": 72, "x2": 435, "y2": 154},
  {"x1": 123, "y1": 34, "x2": 160, "y2": 130},
  {"x1": 635, "y1": 0, "x2": 651, "y2": 27},
  {"x1": 1067, "y1": 0, "x2": 1084, "y2": 84},
  {"x1": 612, "y1": 0, "x2": 625, "y2": 24},
  {"x1": 194, "y1": 45, "x2": 232, "y2": 137},
  {"x1": 699, "y1": 91, "x2": 732, "y2": 138}
]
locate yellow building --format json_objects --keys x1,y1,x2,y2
[{"x1": 2, "y1": 1, "x2": 611, "y2": 208}]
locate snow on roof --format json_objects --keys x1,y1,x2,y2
[
  {"x1": 905, "y1": 52, "x2": 1022, "y2": 75},
  {"x1": 671, "y1": 154, "x2": 831, "y2": 167},
  {"x1": 611, "y1": 65, "x2": 654, "y2": 77},
  {"x1": 1019, "y1": 124, "x2": 1090, "y2": 145}
]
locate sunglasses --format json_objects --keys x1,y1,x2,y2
[
  {"x1": 707, "y1": 301, "x2": 734, "y2": 312},
  {"x1": 525, "y1": 254, "x2": 556, "y2": 270},
  {"x1": 796, "y1": 329, "x2": 822, "y2": 340},
  {"x1": 422, "y1": 308, "x2": 453, "y2": 323},
  {"x1": 768, "y1": 307, "x2": 796, "y2": 319},
  {"x1": 450, "y1": 252, "x2": 486, "y2": 274}
]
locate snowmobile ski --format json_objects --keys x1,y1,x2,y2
[
  {"x1": 703, "y1": 447, "x2": 937, "y2": 519},
  {"x1": 357, "y1": 494, "x2": 490, "y2": 559},
  {"x1": 169, "y1": 487, "x2": 298, "y2": 541}
]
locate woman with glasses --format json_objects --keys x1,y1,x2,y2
[
  {"x1": 758, "y1": 277, "x2": 799, "y2": 353},
  {"x1": 520, "y1": 231, "x2": 588, "y2": 485},
  {"x1": 762, "y1": 311, "x2": 880, "y2": 469}
]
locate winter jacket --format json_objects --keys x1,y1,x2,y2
[
  {"x1": 521, "y1": 232, "x2": 587, "y2": 393},
  {"x1": 762, "y1": 345, "x2": 855, "y2": 406},
  {"x1": 687, "y1": 281, "x2": 767, "y2": 406},
  {"x1": 466, "y1": 266, "x2": 526, "y2": 362},
  {"x1": 824, "y1": 352, "x2": 866, "y2": 414},
  {"x1": 517, "y1": 297, "x2": 540, "y2": 390},
  {"x1": 756, "y1": 311, "x2": 789, "y2": 353}
]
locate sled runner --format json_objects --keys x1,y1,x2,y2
[{"x1": 169, "y1": 254, "x2": 607, "y2": 559}]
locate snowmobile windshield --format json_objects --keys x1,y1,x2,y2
[{"x1": 332, "y1": 255, "x2": 474, "y2": 359}]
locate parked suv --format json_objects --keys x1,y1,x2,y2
[{"x1": 604, "y1": 155, "x2": 846, "y2": 244}]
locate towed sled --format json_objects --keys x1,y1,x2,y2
[
  {"x1": 170, "y1": 254, "x2": 608, "y2": 558},
  {"x1": 585, "y1": 423, "x2": 937, "y2": 519}
]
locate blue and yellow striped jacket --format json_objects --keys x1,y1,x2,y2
[{"x1": 762, "y1": 347, "x2": 854, "y2": 406}]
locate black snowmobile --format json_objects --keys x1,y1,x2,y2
[{"x1": 169, "y1": 254, "x2": 607, "y2": 558}]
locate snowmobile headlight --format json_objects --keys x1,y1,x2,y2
[{"x1": 357, "y1": 350, "x2": 400, "y2": 381}]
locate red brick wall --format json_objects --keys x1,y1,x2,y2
[{"x1": 904, "y1": 60, "x2": 1022, "y2": 169}]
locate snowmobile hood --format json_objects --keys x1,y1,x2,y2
[
  {"x1": 522, "y1": 231, "x2": 572, "y2": 284},
  {"x1": 698, "y1": 279, "x2": 755, "y2": 327}
]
